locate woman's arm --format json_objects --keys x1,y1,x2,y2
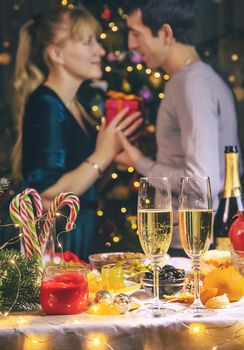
[{"x1": 40, "y1": 108, "x2": 142, "y2": 209}]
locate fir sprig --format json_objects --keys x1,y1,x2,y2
[{"x1": 0, "y1": 249, "x2": 40, "y2": 311}]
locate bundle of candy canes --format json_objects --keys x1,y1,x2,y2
[{"x1": 9, "y1": 188, "x2": 80, "y2": 275}]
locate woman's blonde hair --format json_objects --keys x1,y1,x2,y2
[{"x1": 12, "y1": 7, "x2": 100, "y2": 180}]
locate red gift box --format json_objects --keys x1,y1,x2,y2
[{"x1": 105, "y1": 90, "x2": 143, "y2": 124}]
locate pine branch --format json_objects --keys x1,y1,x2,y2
[{"x1": 0, "y1": 249, "x2": 40, "y2": 312}]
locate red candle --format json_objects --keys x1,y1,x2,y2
[{"x1": 40, "y1": 267, "x2": 89, "y2": 315}]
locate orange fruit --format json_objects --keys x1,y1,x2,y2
[
  {"x1": 203, "y1": 266, "x2": 244, "y2": 301},
  {"x1": 163, "y1": 293, "x2": 194, "y2": 304},
  {"x1": 200, "y1": 288, "x2": 218, "y2": 305},
  {"x1": 205, "y1": 294, "x2": 230, "y2": 309}
]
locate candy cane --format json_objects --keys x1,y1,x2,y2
[
  {"x1": 21, "y1": 188, "x2": 42, "y2": 218},
  {"x1": 9, "y1": 193, "x2": 25, "y2": 226},
  {"x1": 9, "y1": 189, "x2": 43, "y2": 273},
  {"x1": 20, "y1": 196, "x2": 43, "y2": 269},
  {"x1": 10, "y1": 190, "x2": 42, "y2": 256},
  {"x1": 40, "y1": 192, "x2": 80, "y2": 254},
  {"x1": 19, "y1": 188, "x2": 43, "y2": 260},
  {"x1": 9, "y1": 193, "x2": 32, "y2": 254},
  {"x1": 20, "y1": 188, "x2": 43, "y2": 264}
]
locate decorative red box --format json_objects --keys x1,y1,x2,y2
[{"x1": 105, "y1": 90, "x2": 143, "y2": 124}]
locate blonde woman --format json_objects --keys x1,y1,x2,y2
[{"x1": 12, "y1": 7, "x2": 142, "y2": 260}]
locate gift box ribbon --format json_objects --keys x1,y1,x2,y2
[
  {"x1": 107, "y1": 90, "x2": 140, "y2": 112},
  {"x1": 107, "y1": 90, "x2": 139, "y2": 101}
]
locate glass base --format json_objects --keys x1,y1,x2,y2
[
  {"x1": 136, "y1": 302, "x2": 177, "y2": 318},
  {"x1": 183, "y1": 305, "x2": 216, "y2": 318}
]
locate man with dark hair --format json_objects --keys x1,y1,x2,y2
[{"x1": 117, "y1": 0, "x2": 241, "y2": 255}]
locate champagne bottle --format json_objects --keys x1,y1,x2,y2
[{"x1": 214, "y1": 145, "x2": 243, "y2": 250}]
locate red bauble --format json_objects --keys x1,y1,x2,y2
[
  {"x1": 101, "y1": 7, "x2": 111, "y2": 21},
  {"x1": 229, "y1": 211, "x2": 244, "y2": 252}
]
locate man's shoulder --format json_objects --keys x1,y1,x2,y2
[
  {"x1": 184, "y1": 61, "x2": 227, "y2": 86},
  {"x1": 172, "y1": 61, "x2": 229, "y2": 94},
  {"x1": 175, "y1": 61, "x2": 214, "y2": 82}
]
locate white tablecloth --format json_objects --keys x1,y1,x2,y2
[{"x1": 0, "y1": 296, "x2": 243, "y2": 350}]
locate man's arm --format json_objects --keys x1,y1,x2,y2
[{"x1": 118, "y1": 74, "x2": 222, "y2": 206}]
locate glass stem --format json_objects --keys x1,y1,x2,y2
[
  {"x1": 50, "y1": 217, "x2": 56, "y2": 264},
  {"x1": 191, "y1": 256, "x2": 203, "y2": 308},
  {"x1": 153, "y1": 258, "x2": 160, "y2": 305}
]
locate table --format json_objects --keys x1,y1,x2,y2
[{"x1": 0, "y1": 296, "x2": 243, "y2": 350}]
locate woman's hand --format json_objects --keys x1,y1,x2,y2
[
  {"x1": 95, "y1": 107, "x2": 142, "y2": 161},
  {"x1": 40, "y1": 109, "x2": 143, "y2": 200}
]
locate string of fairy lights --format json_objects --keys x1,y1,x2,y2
[
  {"x1": 0, "y1": 257, "x2": 21, "y2": 317},
  {"x1": 0, "y1": 213, "x2": 73, "y2": 317},
  {"x1": 0, "y1": 212, "x2": 243, "y2": 350},
  {"x1": 1, "y1": 303, "x2": 243, "y2": 349},
  {"x1": 0, "y1": 267, "x2": 243, "y2": 349},
  {"x1": 7, "y1": 322, "x2": 244, "y2": 349},
  {"x1": 13, "y1": 328, "x2": 115, "y2": 349},
  {"x1": 0, "y1": 238, "x2": 243, "y2": 349},
  {"x1": 0, "y1": 204, "x2": 243, "y2": 347},
  {"x1": 1, "y1": 216, "x2": 123, "y2": 350}
]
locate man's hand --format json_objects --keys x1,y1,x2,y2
[{"x1": 114, "y1": 130, "x2": 144, "y2": 167}]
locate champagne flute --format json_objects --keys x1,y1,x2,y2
[
  {"x1": 137, "y1": 177, "x2": 175, "y2": 317},
  {"x1": 178, "y1": 176, "x2": 214, "y2": 317}
]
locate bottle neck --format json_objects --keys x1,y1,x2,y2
[{"x1": 223, "y1": 153, "x2": 242, "y2": 198}]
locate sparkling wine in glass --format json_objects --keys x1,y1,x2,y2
[
  {"x1": 137, "y1": 177, "x2": 175, "y2": 317},
  {"x1": 178, "y1": 176, "x2": 214, "y2": 317}
]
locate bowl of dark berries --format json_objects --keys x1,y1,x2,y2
[{"x1": 141, "y1": 265, "x2": 187, "y2": 298}]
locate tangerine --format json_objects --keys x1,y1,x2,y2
[{"x1": 203, "y1": 266, "x2": 244, "y2": 301}]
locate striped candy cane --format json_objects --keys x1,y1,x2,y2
[
  {"x1": 40, "y1": 192, "x2": 80, "y2": 254},
  {"x1": 21, "y1": 188, "x2": 42, "y2": 218},
  {"x1": 9, "y1": 189, "x2": 43, "y2": 274},
  {"x1": 9, "y1": 192, "x2": 25, "y2": 226},
  {"x1": 18, "y1": 187, "x2": 43, "y2": 258},
  {"x1": 9, "y1": 193, "x2": 32, "y2": 255},
  {"x1": 19, "y1": 195, "x2": 43, "y2": 272}
]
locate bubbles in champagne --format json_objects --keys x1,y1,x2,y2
[
  {"x1": 137, "y1": 209, "x2": 173, "y2": 259},
  {"x1": 179, "y1": 209, "x2": 213, "y2": 256}
]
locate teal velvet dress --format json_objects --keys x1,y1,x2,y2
[{"x1": 22, "y1": 85, "x2": 97, "y2": 261}]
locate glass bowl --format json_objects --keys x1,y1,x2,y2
[
  {"x1": 88, "y1": 252, "x2": 146, "y2": 271},
  {"x1": 231, "y1": 249, "x2": 244, "y2": 276},
  {"x1": 141, "y1": 275, "x2": 187, "y2": 298},
  {"x1": 40, "y1": 265, "x2": 89, "y2": 315}
]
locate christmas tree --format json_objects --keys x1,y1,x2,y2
[{"x1": 77, "y1": 0, "x2": 165, "y2": 253}]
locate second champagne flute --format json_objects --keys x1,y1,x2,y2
[
  {"x1": 178, "y1": 176, "x2": 215, "y2": 317},
  {"x1": 137, "y1": 177, "x2": 175, "y2": 317}
]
